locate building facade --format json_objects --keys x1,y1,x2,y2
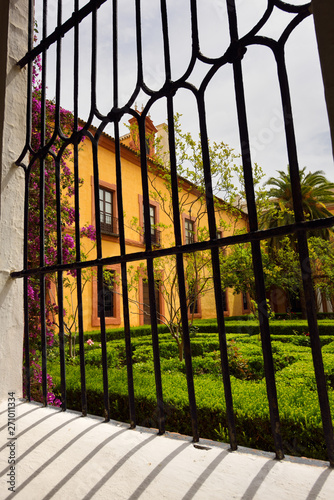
[{"x1": 71, "y1": 117, "x2": 249, "y2": 332}]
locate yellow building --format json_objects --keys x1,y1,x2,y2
[{"x1": 74, "y1": 117, "x2": 249, "y2": 332}]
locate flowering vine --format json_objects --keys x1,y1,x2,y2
[{"x1": 25, "y1": 45, "x2": 93, "y2": 406}]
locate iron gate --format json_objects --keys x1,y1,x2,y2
[{"x1": 12, "y1": 0, "x2": 334, "y2": 465}]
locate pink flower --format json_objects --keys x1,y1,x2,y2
[
  {"x1": 86, "y1": 339, "x2": 94, "y2": 346},
  {"x1": 81, "y1": 224, "x2": 96, "y2": 242}
]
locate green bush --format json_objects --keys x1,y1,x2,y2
[
  {"x1": 49, "y1": 359, "x2": 333, "y2": 461},
  {"x1": 224, "y1": 320, "x2": 334, "y2": 336},
  {"x1": 47, "y1": 328, "x2": 334, "y2": 462}
]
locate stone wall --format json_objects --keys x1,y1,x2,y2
[{"x1": 0, "y1": 0, "x2": 27, "y2": 402}]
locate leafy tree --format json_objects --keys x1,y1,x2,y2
[
  {"x1": 258, "y1": 166, "x2": 334, "y2": 315},
  {"x1": 260, "y1": 167, "x2": 334, "y2": 247},
  {"x1": 219, "y1": 238, "x2": 301, "y2": 314},
  {"x1": 308, "y1": 236, "x2": 334, "y2": 311},
  {"x1": 126, "y1": 115, "x2": 264, "y2": 359}
]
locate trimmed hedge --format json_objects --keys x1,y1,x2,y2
[
  {"x1": 49, "y1": 360, "x2": 333, "y2": 461},
  {"x1": 222, "y1": 320, "x2": 334, "y2": 336},
  {"x1": 73, "y1": 320, "x2": 334, "y2": 350},
  {"x1": 48, "y1": 332, "x2": 334, "y2": 461},
  {"x1": 77, "y1": 323, "x2": 170, "y2": 344},
  {"x1": 274, "y1": 312, "x2": 334, "y2": 321}
]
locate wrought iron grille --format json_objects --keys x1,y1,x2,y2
[{"x1": 13, "y1": 0, "x2": 334, "y2": 465}]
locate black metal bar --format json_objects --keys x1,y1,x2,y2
[
  {"x1": 177, "y1": 250, "x2": 200, "y2": 442},
  {"x1": 166, "y1": 96, "x2": 199, "y2": 442},
  {"x1": 227, "y1": 0, "x2": 284, "y2": 459},
  {"x1": 23, "y1": 175, "x2": 31, "y2": 403},
  {"x1": 57, "y1": 269, "x2": 66, "y2": 409},
  {"x1": 23, "y1": 274, "x2": 31, "y2": 401},
  {"x1": 161, "y1": 0, "x2": 200, "y2": 440},
  {"x1": 76, "y1": 269, "x2": 87, "y2": 416},
  {"x1": 74, "y1": 0, "x2": 79, "y2": 131},
  {"x1": 121, "y1": 259, "x2": 136, "y2": 427},
  {"x1": 112, "y1": 0, "x2": 118, "y2": 108},
  {"x1": 114, "y1": 117, "x2": 136, "y2": 428},
  {"x1": 196, "y1": 91, "x2": 237, "y2": 450},
  {"x1": 11, "y1": 214, "x2": 334, "y2": 281},
  {"x1": 39, "y1": 0, "x2": 48, "y2": 407},
  {"x1": 276, "y1": 40, "x2": 334, "y2": 466},
  {"x1": 147, "y1": 256, "x2": 165, "y2": 433},
  {"x1": 39, "y1": 274, "x2": 47, "y2": 407},
  {"x1": 89, "y1": 4, "x2": 98, "y2": 126},
  {"x1": 17, "y1": 0, "x2": 109, "y2": 69},
  {"x1": 138, "y1": 114, "x2": 165, "y2": 434},
  {"x1": 23, "y1": 0, "x2": 33, "y2": 396},
  {"x1": 54, "y1": 0, "x2": 62, "y2": 134},
  {"x1": 90, "y1": 3, "x2": 110, "y2": 421},
  {"x1": 160, "y1": 0, "x2": 200, "y2": 441},
  {"x1": 213, "y1": 246, "x2": 237, "y2": 450},
  {"x1": 97, "y1": 263, "x2": 110, "y2": 421},
  {"x1": 71, "y1": 0, "x2": 86, "y2": 417},
  {"x1": 53, "y1": 0, "x2": 67, "y2": 412},
  {"x1": 55, "y1": 151, "x2": 66, "y2": 409},
  {"x1": 274, "y1": 0, "x2": 311, "y2": 15},
  {"x1": 17, "y1": 0, "x2": 34, "y2": 166}
]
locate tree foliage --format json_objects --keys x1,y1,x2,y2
[
  {"x1": 260, "y1": 167, "x2": 334, "y2": 247},
  {"x1": 255, "y1": 166, "x2": 334, "y2": 312},
  {"x1": 126, "y1": 114, "x2": 265, "y2": 359}
]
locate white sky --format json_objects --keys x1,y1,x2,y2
[{"x1": 35, "y1": 0, "x2": 333, "y2": 184}]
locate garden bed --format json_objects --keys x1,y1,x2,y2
[{"x1": 47, "y1": 328, "x2": 334, "y2": 462}]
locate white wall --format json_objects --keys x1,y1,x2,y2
[{"x1": 0, "y1": 0, "x2": 27, "y2": 402}]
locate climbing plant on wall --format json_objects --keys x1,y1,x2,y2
[{"x1": 26, "y1": 46, "x2": 94, "y2": 405}]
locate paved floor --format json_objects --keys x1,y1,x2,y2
[{"x1": 0, "y1": 400, "x2": 333, "y2": 499}]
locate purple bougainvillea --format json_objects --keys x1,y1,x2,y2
[{"x1": 25, "y1": 48, "x2": 90, "y2": 407}]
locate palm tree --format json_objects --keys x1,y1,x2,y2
[
  {"x1": 260, "y1": 167, "x2": 334, "y2": 317},
  {"x1": 260, "y1": 167, "x2": 334, "y2": 245}
]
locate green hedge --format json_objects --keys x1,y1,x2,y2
[
  {"x1": 47, "y1": 332, "x2": 334, "y2": 462},
  {"x1": 70, "y1": 319, "x2": 334, "y2": 349},
  {"x1": 49, "y1": 357, "x2": 333, "y2": 461},
  {"x1": 222, "y1": 320, "x2": 334, "y2": 336},
  {"x1": 274, "y1": 312, "x2": 334, "y2": 320},
  {"x1": 194, "y1": 320, "x2": 334, "y2": 336},
  {"x1": 77, "y1": 324, "x2": 170, "y2": 344}
]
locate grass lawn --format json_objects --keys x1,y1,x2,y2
[{"x1": 47, "y1": 322, "x2": 334, "y2": 462}]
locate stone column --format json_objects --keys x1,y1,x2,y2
[
  {"x1": 311, "y1": 0, "x2": 334, "y2": 156},
  {"x1": 0, "y1": 0, "x2": 28, "y2": 402}
]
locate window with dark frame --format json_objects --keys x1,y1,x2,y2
[
  {"x1": 99, "y1": 270, "x2": 115, "y2": 318},
  {"x1": 185, "y1": 218, "x2": 195, "y2": 245},
  {"x1": 149, "y1": 205, "x2": 155, "y2": 233},
  {"x1": 99, "y1": 187, "x2": 116, "y2": 235},
  {"x1": 143, "y1": 204, "x2": 161, "y2": 246}
]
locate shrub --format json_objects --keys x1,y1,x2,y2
[{"x1": 48, "y1": 329, "x2": 334, "y2": 462}]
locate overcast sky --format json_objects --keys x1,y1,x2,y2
[{"x1": 35, "y1": 0, "x2": 333, "y2": 185}]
